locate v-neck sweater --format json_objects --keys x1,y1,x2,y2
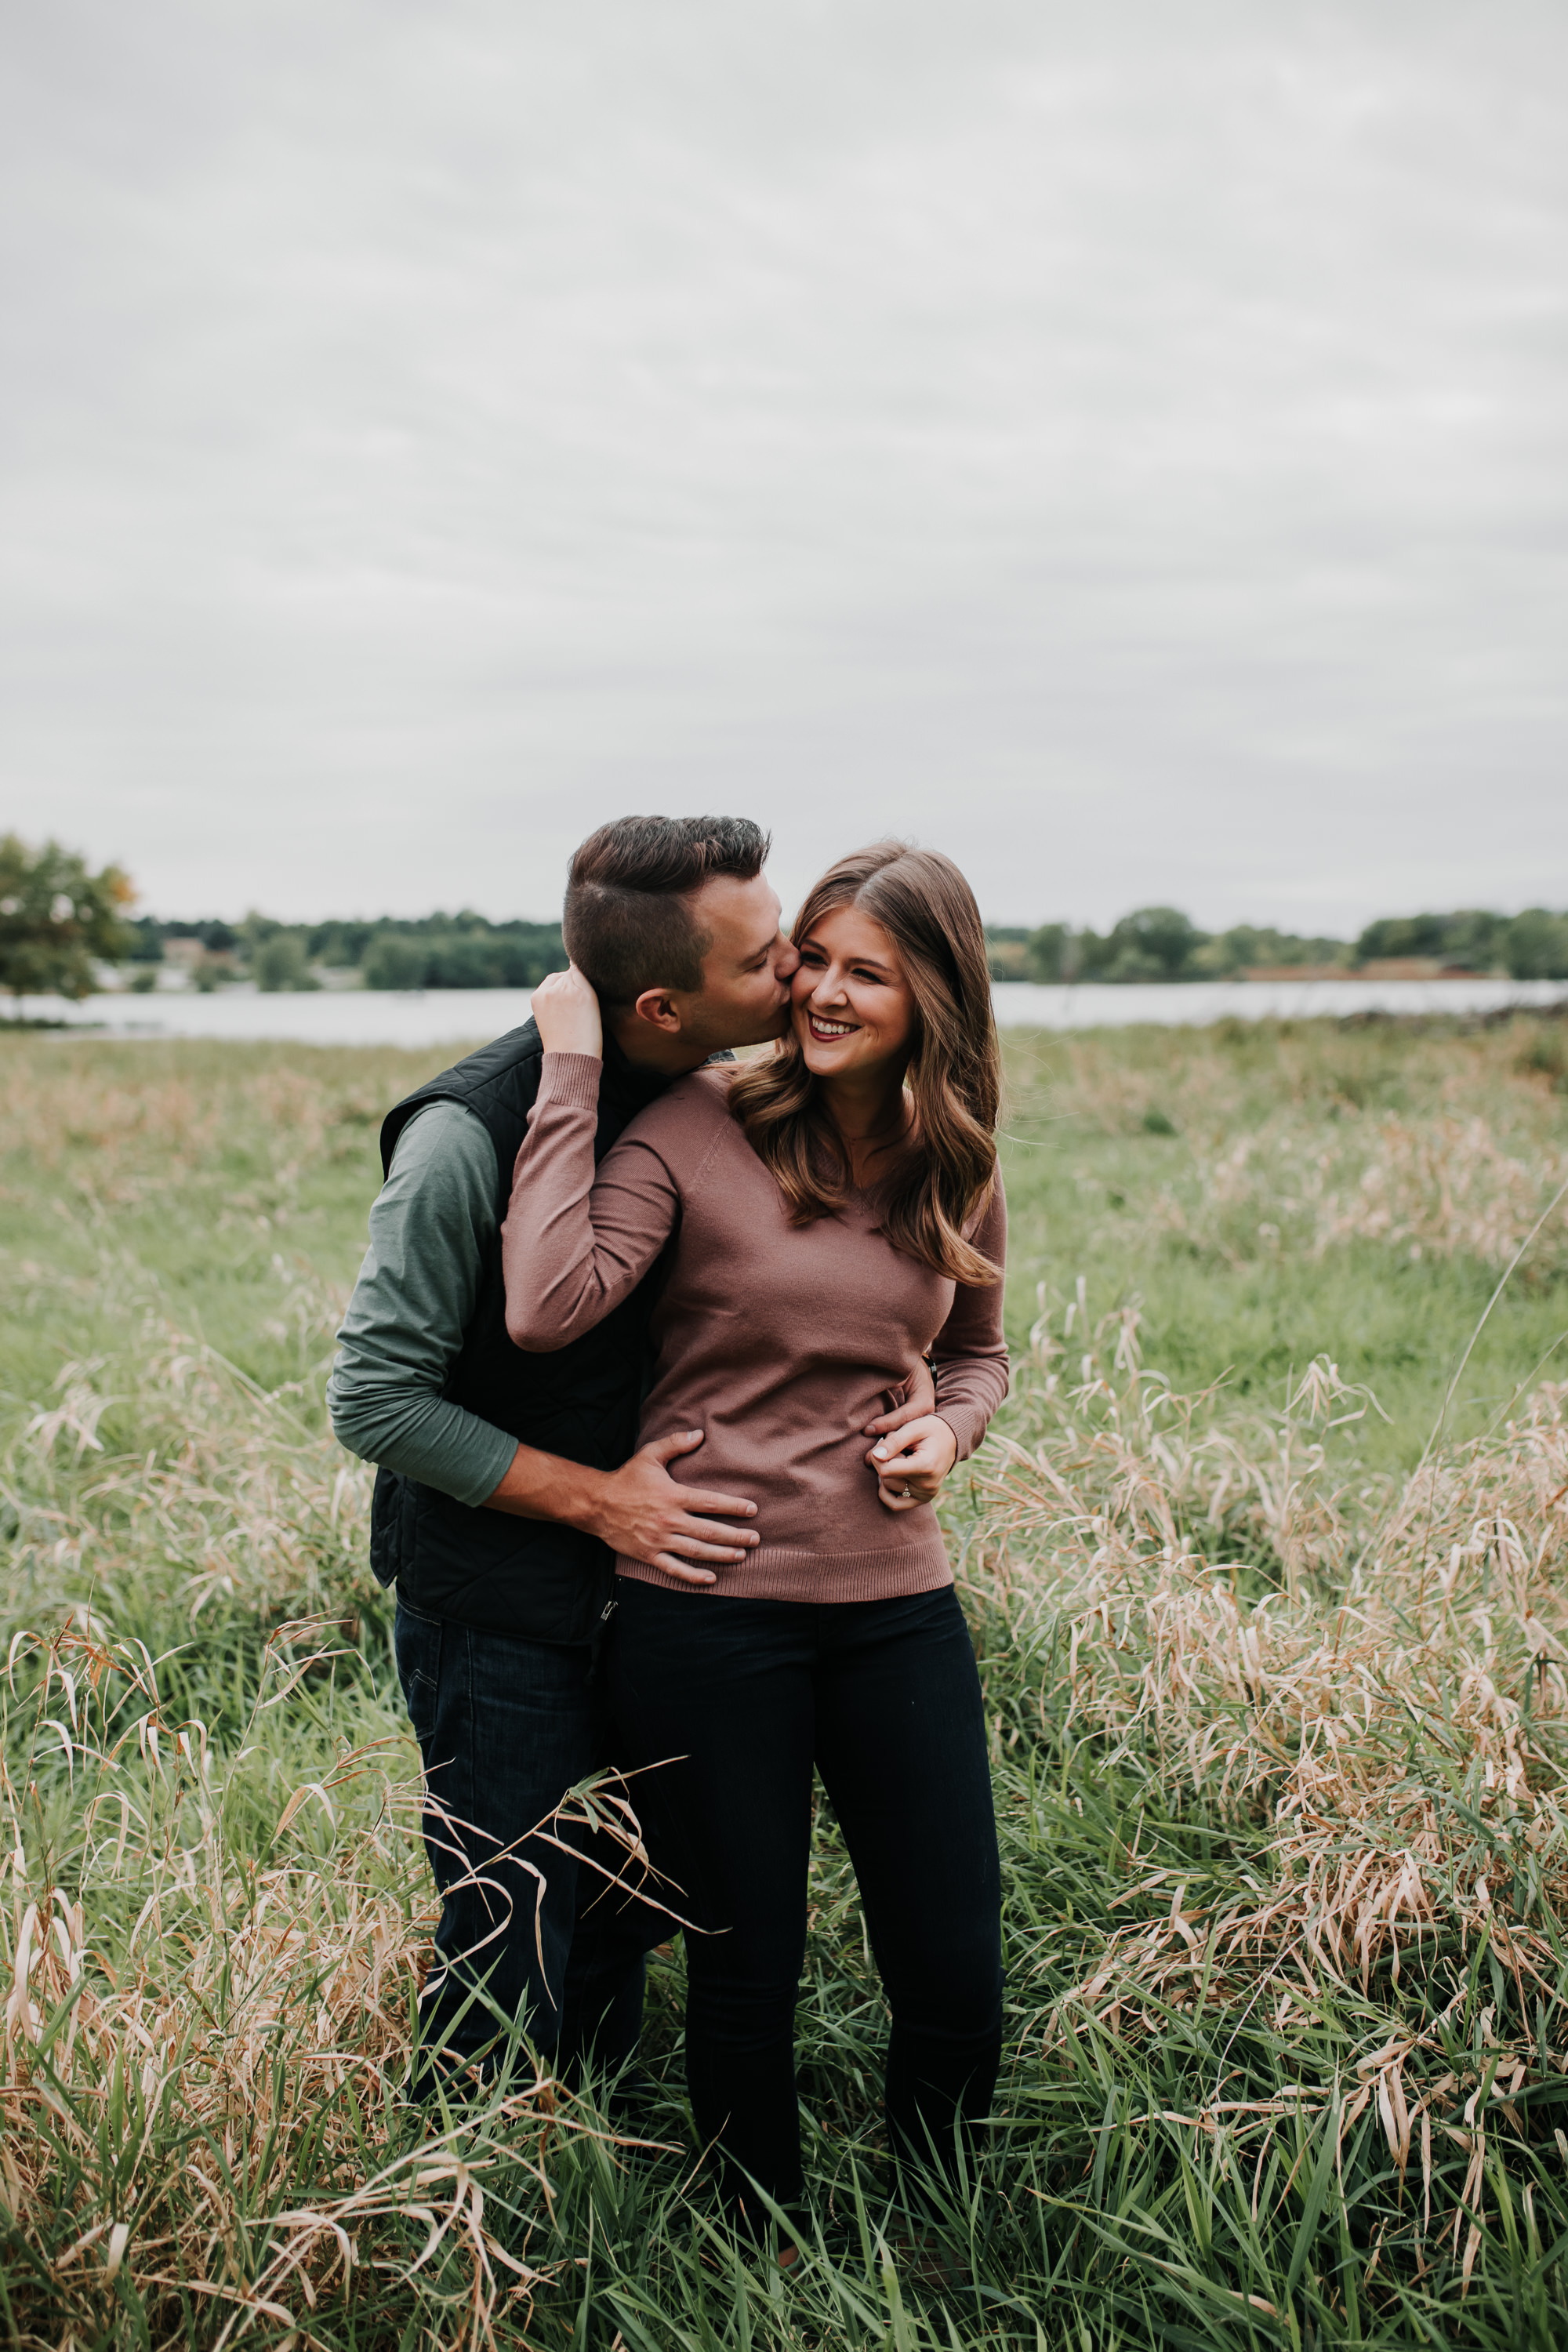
[{"x1": 501, "y1": 1052, "x2": 1010, "y2": 1603}]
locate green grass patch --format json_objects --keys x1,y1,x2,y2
[{"x1": 2, "y1": 1017, "x2": 1567, "y2": 2345}]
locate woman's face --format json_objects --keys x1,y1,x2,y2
[{"x1": 790, "y1": 902, "x2": 917, "y2": 1080}]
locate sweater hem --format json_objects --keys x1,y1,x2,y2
[{"x1": 616, "y1": 1538, "x2": 954, "y2": 1606}]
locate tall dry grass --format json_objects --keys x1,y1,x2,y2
[
  {"x1": 1008, "y1": 1014, "x2": 1568, "y2": 1281},
  {"x1": 965, "y1": 1294, "x2": 1568, "y2": 2309},
  {"x1": 0, "y1": 1255, "x2": 649, "y2": 2347},
  {"x1": 1147, "y1": 1112, "x2": 1568, "y2": 1278},
  {"x1": 4, "y1": 1025, "x2": 1568, "y2": 2343}
]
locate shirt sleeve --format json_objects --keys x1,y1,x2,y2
[
  {"x1": 326, "y1": 1101, "x2": 521, "y2": 1508},
  {"x1": 931, "y1": 1174, "x2": 1011, "y2": 1461},
  {"x1": 502, "y1": 1052, "x2": 681, "y2": 1349}
]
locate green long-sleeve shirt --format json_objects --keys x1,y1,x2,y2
[{"x1": 327, "y1": 1102, "x2": 519, "y2": 1507}]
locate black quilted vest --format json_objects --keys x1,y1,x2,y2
[{"x1": 368, "y1": 1019, "x2": 675, "y2": 1644}]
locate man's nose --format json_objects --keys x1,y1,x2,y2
[{"x1": 775, "y1": 935, "x2": 800, "y2": 979}]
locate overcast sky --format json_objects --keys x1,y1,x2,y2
[{"x1": 4, "y1": 2, "x2": 1566, "y2": 931}]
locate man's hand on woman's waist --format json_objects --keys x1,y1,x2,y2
[{"x1": 484, "y1": 1427, "x2": 758, "y2": 1588}]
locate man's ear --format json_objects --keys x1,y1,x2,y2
[{"x1": 630, "y1": 986, "x2": 684, "y2": 1036}]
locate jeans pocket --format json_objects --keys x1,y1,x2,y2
[{"x1": 394, "y1": 1603, "x2": 443, "y2": 1751}]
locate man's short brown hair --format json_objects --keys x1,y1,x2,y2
[{"x1": 563, "y1": 815, "x2": 771, "y2": 1007}]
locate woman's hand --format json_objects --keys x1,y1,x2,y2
[
  {"x1": 863, "y1": 1355, "x2": 936, "y2": 1443},
  {"x1": 531, "y1": 964, "x2": 604, "y2": 1059},
  {"x1": 865, "y1": 1414, "x2": 958, "y2": 1512}
]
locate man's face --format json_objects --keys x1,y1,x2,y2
[{"x1": 674, "y1": 873, "x2": 799, "y2": 1052}]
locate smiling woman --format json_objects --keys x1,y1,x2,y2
[
  {"x1": 729, "y1": 840, "x2": 1003, "y2": 1286},
  {"x1": 795, "y1": 902, "x2": 917, "y2": 1078}
]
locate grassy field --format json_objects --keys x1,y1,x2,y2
[{"x1": 2, "y1": 1012, "x2": 1567, "y2": 2347}]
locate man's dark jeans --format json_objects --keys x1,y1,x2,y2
[
  {"x1": 394, "y1": 1599, "x2": 655, "y2": 2089},
  {"x1": 608, "y1": 1578, "x2": 1004, "y2": 2220}
]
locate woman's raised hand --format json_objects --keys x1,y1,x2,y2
[
  {"x1": 865, "y1": 1413, "x2": 959, "y2": 1512},
  {"x1": 531, "y1": 964, "x2": 604, "y2": 1059}
]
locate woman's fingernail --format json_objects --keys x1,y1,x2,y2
[{"x1": 872, "y1": 1442, "x2": 887, "y2": 1458}]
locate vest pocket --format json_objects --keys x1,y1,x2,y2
[{"x1": 368, "y1": 1465, "x2": 407, "y2": 1588}]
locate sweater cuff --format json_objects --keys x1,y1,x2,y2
[
  {"x1": 537, "y1": 1051, "x2": 605, "y2": 1113},
  {"x1": 935, "y1": 1405, "x2": 985, "y2": 1465}
]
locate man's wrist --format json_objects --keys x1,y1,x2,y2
[
  {"x1": 483, "y1": 1442, "x2": 614, "y2": 1534},
  {"x1": 570, "y1": 1463, "x2": 615, "y2": 1545}
]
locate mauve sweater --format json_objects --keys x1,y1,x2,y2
[{"x1": 501, "y1": 1053, "x2": 1010, "y2": 1602}]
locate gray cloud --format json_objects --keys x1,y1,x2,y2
[{"x1": 4, "y1": 1, "x2": 1566, "y2": 928}]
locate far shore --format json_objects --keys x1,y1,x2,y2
[{"x1": 7, "y1": 973, "x2": 1568, "y2": 1046}]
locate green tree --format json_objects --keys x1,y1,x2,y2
[
  {"x1": 1192, "y1": 925, "x2": 1350, "y2": 977},
  {"x1": 1098, "y1": 906, "x2": 1206, "y2": 982},
  {"x1": 1025, "y1": 923, "x2": 1076, "y2": 982},
  {"x1": 253, "y1": 933, "x2": 318, "y2": 992},
  {"x1": 1193, "y1": 924, "x2": 1264, "y2": 977},
  {"x1": 1440, "y1": 909, "x2": 1504, "y2": 971},
  {"x1": 362, "y1": 937, "x2": 430, "y2": 990},
  {"x1": 1504, "y1": 908, "x2": 1568, "y2": 980},
  {"x1": 1355, "y1": 913, "x2": 1440, "y2": 964},
  {"x1": 0, "y1": 836, "x2": 134, "y2": 1003}
]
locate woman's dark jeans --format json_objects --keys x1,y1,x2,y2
[{"x1": 608, "y1": 1578, "x2": 1003, "y2": 2218}]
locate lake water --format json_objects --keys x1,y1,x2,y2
[{"x1": 11, "y1": 973, "x2": 1568, "y2": 1046}]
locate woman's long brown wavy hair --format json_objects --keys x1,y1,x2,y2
[{"x1": 726, "y1": 842, "x2": 1003, "y2": 1286}]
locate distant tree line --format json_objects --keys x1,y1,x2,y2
[
  {"x1": 983, "y1": 906, "x2": 1568, "y2": 984},
  {"x1": 85, "y1": 898, "x2": 1568, "y2": 992},
  {"x1": 130, "y1": 898, "x2": 1568, "y2": 989},
  {"x1": 6, "y1": 837, "x2": 1567, "y2": 1000},
  {"x1": 126, "y1": 911, "x2": 567, "y2": 991}
]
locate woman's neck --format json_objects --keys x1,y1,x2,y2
[{"x1": 818, "y1": 1062, "x2": 910, "y2": 1175}]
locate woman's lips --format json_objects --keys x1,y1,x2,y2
[{"x1": 808, "y1": 1014, "x2": 858, "y2": 1041}]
